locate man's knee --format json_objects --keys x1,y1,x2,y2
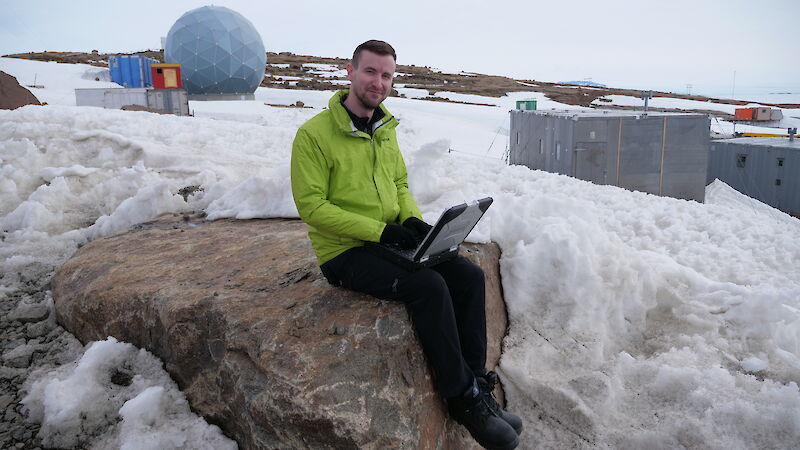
[
  {"x1": 403, "y1": 269, "x2": 449, "y2": 303},
  {"x1": 468, "y1": 261, "x2": 485, "y2": 284},
  {"x1": 455, "y1": 258, "x2": 485, "y2": 291}
]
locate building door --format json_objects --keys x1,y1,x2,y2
[{"x1": 164, "y1": 69, "x2": 179, "y2": 88}]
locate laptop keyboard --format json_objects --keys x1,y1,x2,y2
[{"x1": 385, "y1": 243, "x2": 417, "y2": 258}]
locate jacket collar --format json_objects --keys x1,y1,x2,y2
[{"x1": 329, "y1": 90, "x2": 396, "y2": 137}]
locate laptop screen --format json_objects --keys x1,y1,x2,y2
[{"x1": 413, "y1": 197, "x2": 493, "y2": 262}]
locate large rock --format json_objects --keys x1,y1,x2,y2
[
  {"x1": 0, "y1": 71, "x2": 41, "y2": 110},
  {"x1": 51, "y1": 214, "x2": 509, "y2": 449}
]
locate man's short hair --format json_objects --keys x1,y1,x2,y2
[{"x1": 352, "y1": 40, "x2": 396, "y2": 67}]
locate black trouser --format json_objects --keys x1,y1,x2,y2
[{"x1": 320, "y1": 246, "x2": 487, "y2": 398}]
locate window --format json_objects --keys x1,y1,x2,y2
[
  {"x1": 539, "y1": 139, "x2": 543, "y2": 154},
  {"x1": 556, "y1": 142, "x2": 561, "y2": 160},
  {"x1": 776, "y1": 179, "x2": 782, "y2": 186},
  {"x1": 736, "y1": 154, "x2": 747, "y2": 168},
  {"x1": 777, "y1": 158, "x2": 784, "y2": 167},
  {"x1": 516, "y1": 132, "x2": 520, "y2": 145}
]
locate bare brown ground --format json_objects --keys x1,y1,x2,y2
[{"x1": 5, "y1": 50, "x2": 798, "y2": 114}]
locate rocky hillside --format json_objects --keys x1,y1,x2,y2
[{"x1": 5, "y1": 50, "x2": 799, "y2": 115}]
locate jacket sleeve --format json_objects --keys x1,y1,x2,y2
[
  {"x1": 291, "y1": 128, "x2": 386, "y2": 242},
  {"x1": 393, "y1": 141, "x2": 422, "y2": 224}
]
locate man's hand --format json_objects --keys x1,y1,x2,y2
[
  {"x1": 380, "y1": 224, "x2": 418, "y2": 249},
  {"x1": 403, "y1": 217, "x2": 432, "y2": 239}
]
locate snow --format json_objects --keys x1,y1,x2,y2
[
  {"x1": 21, "y1": 337, "x2": 236, "y2": 450},
  {"x1": 269, "y1": 75, "x2": 304, "y2": 81},
  {"x1": 38, "y1": 164, "x2": 99, "y2": 182},
  {"x1": 594, "y1": 94, "x2": 800, "y2": 133},
  {"x1": 595, "y1": 94, "x2": 741, "y2": 114},
  {"x1": 302, "y1": 62, "x2": 338, "y2": 70},
  {"x1": 0, "y1": 58, "x2": 119, "y2": 106},
  {"x1": 394, "y1": 86, "x2": 429, "y2": 98},
  {"x1": 2, "y1": 56, "x2": 800, "y2": 449}
]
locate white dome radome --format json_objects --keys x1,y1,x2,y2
[{"x1": 164, "y1": 5, "x2": 266, "y2": 95}]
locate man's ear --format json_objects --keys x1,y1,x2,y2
[{"x1": 346, "y1": 62, "x2": 354, "y2": 81}]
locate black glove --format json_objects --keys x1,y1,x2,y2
[
  {"x1": 380, "y1": 224, "x2": 418, "y2": 249},
  {"x1": 403, "y1": 217, "x2": 432, "y2": 238}
]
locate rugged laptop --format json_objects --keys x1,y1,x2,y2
[{"x1": 366, "y1": 197, "x2": 493, "y2": 270}]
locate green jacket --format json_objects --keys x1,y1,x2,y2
[{"x1": 291, "y1": 90, "x2": 422, "y2": 265}]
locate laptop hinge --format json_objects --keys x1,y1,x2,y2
[{"x1": 419, "y1": 255, "x2": 429, "y2": 263}]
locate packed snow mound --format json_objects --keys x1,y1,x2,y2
[
  {"x1": 706, "y1": 178, "x2": 798, "y2": 225},
  {"x1": 21, "y1": 337, "x2": 236, "y2": 450},
  {"x1": 0, "y1": 105, "x2": 297, "y2": 279},
  {"x1": 2, "y1": 92, "x2": 799, "y2": 448}
]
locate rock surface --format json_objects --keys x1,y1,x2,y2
[
  {"x1": 0, "y1": 71, "x2": 41, "y2": 110},
  {"x1": 51, "y1": 214, "x2": 510, "y2": 449}
]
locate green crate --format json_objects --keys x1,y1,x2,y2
[{"x1": 516, "y1": 100, "x2": 537, "y2": 111}]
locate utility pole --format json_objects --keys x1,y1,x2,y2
[
  {"x1": 731, "y1": 70, "x2": 736, "y2": 100},
  {"x1": 641, "y1": 90, "x2": 652, "y2": 117}
]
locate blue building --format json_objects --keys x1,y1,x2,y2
[{"x1": 108, "y1": 55, "x2": 158, "y2": 88}]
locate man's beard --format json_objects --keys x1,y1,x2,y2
[{"x1": 354, "y1": 87, "x2": 385, "y2": 110}]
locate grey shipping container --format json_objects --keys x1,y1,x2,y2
[
  {"x1": 75, "y1": 88, "x2": 149, "y2": 110},
  {"x1": 75, "y1": 88, "x2": 189, "y2": 115},
  {"x1": 509, "y1": 110, "x2": 710, "y2": 202},
  {"x1": 146, "y1": 89, "x2": 189, "y2": 115},
  {"x1": 706, "y1": 137, "x2": 800, "y2": 216}
]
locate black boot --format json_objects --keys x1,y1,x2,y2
[
  {"x1": 448, "y1": 379, "x2": 519, "y2": 450},
  {"x1": 476, "y1": 371, "x2": 524, "y2": 435}
]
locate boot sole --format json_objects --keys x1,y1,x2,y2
[{"x1": 471, "y1": 432, "x2": 519, "y2": 450}]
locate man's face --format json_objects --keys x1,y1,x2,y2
[{"x1": 346, "y1": 50, "x2": 396, "y2": 110}]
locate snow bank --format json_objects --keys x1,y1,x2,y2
[
  {"x1": 2, "y1": 57, "x2": 799, "y2": 449},
  {"x1": 0, "y1": 58, "x2": 119, "y2": 106},
  {"x1": 22, "y1": 337, "x2": 236, "y2": 450},
  {"x1": 401, "y1": 140, "x2": 800, "y2": 448},
  {"x1": 0, "y1": 105, "x2": 295, "y2": 275}
]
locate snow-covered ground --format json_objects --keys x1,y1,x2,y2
[
  {"x1": 593, "y1": 94, "x2": 800, "y2": 132},
  {"x1": 1, "y1": 57, "x2": 800, "y2": 449}
]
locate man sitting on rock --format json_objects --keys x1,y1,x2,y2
[{"x1": 290, "y1": 40, "x2": 522, "y2": 450}]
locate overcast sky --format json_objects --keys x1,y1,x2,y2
[{"x1": 1, "y1": 0, "x2": 798, "y2": 95}]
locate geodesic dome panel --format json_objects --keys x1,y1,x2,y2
[{"x1": 164, "y1": 5, "x2": 266, "y2": 95}]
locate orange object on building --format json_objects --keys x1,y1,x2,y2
[
  {"x1": 151, "y1": 64, "x2": 182, "y2": 89},
  {"x1": 734, "y1": 108, "x2": 754, "y2": 120}
]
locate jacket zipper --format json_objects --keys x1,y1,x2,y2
[
  {"x1": 370, "y1": 116, "x2": 396, "y2": 221},
  {"x1": 342, "y1": 116, "x2": 398, "y2": 222}
]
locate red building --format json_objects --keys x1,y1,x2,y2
[{"x1": 151, "y1": 64, "x2": 182, "y2": 89}]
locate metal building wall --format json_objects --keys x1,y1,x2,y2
[
  {"x1": 108, "y1": 55, "x2": 158, "y2": 88},
  {"x1": 146, "y1": 89, "x2": 189, "y2": 116},
  {"x1": 509, "y1": 111, "x2": 709, "y2": 201},
  {"x1": 661, "y1": 116, "x2": 710, "y2": 201},
  {"x1": 75, "y1": 88, "x2": 189, "y2": 115},
  {"x1": 75, "y1": 88, "x2": 149, "y2": 109},
  {"x1": 707, "y1": 139, "x2": 799, "y2": 216},
  {"x1": 574, "y1": 117, "x2": 618, "y2": 185},
  {"x1": 510, "y1": 113, "x2": 569, "y2": 173},
  {"x1": 618, "y1": 117, "x2": 664, "y2": 195}
]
